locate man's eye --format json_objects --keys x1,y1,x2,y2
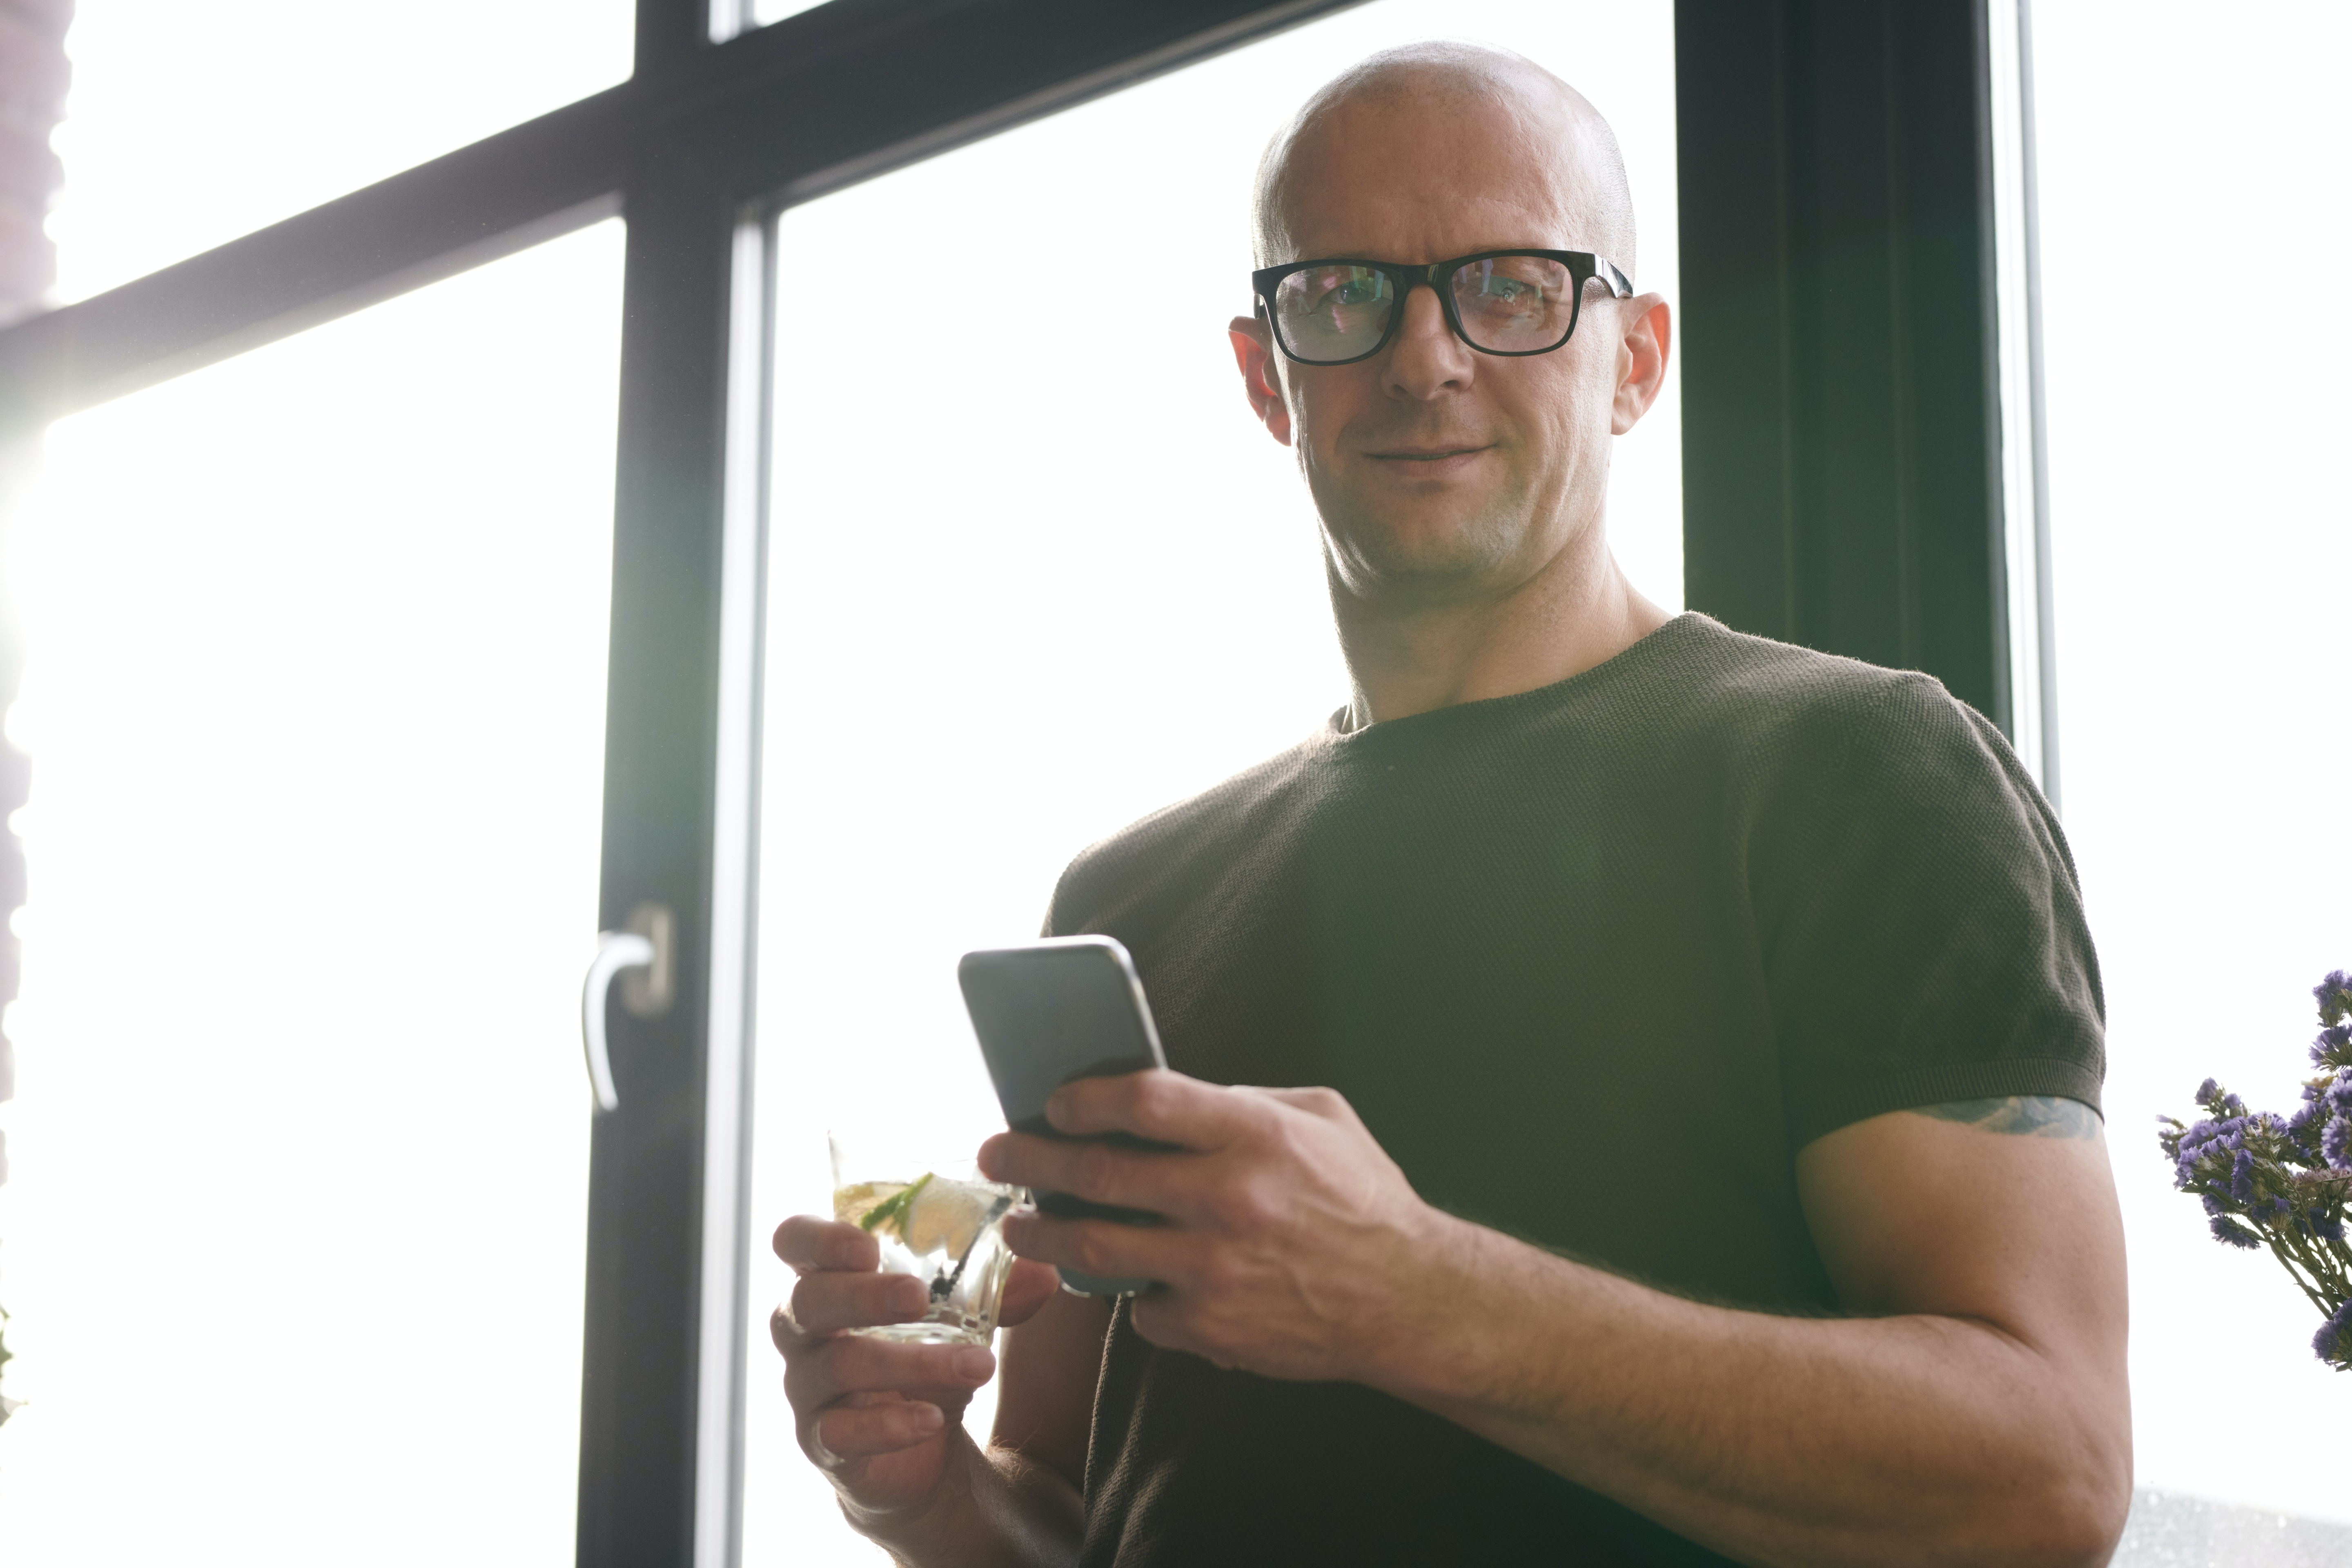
[{"x1": 1307, "y1": 272, "x2": 1382, "y2": 310}]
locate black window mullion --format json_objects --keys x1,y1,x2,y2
[
  {"x1": 579, "y1": 139, "x2": 739, "y2": 1568},
  {"x1": 1676, "y1": 0, "x2": 2012, "y2": 730},
  {"x1": 639, "y1": 0, "x2": 719, "y2": 76}
]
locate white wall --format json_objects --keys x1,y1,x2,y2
[{"x1": 2035, "y1": 0, "x2": 2352, "y2": 1526}]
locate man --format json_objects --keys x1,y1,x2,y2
[{"x1": 772, "y1": 42, "x2": 2129, "y2": 1567}]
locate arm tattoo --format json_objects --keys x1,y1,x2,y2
[{"x1": 1908, "y1": 1095, "x2": 2100, "y2": 1140}]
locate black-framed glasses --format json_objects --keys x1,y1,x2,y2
[{"x1": 1250, "y1": 249, "x2": 1634, "y2": 366}]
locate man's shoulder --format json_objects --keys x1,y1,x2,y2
[
  {"x1": 1655, "y1": 615, "x2": 2014, "y2": 781},
  {"x1": 1663, "y1": 614, "x2": 1971, "y2": 724},
  {"x1": 1659, "y1": 617, "x2": 2060, "y2": 893},
  {"x1": 1043, "y1": 617, "x2": 2038, "y2": 932},
  {"x1": 1046, "y1": 726, "x2": 1332, "y2": 937}
]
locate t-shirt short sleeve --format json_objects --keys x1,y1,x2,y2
[{"x1": 1751, "y1": 673, "x2": 2106, "y2": 1149}]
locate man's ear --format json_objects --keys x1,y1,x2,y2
[
  {"x1": 1229, "y1": 314, "x2": 1294, "y2": 447},
  {"x1": 1611, "y1": 294, "x2": 1672, "y2": 436}
]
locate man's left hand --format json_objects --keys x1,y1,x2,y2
[{"x1": 978, "y1": 1070, "x2": 1448, "y2": 1383}]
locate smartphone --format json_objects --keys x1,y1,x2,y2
[{"x1": 957, "y1": 935, "x2": 1168, "y2": 1297}]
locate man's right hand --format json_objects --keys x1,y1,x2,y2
[{"x1": 770, "y1": 1215, "x2": 1060, "y2": 1520}]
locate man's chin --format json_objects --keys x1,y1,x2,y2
[{"x1": 1321, "y1": 513, "x2": 1521, "y2": 599}]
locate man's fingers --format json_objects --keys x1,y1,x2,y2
[
  {"x1": 1045, "y1": 1069, "x2": 1262, "y2": 1147},
  {"x1": 1253, "y1": 1084, "x2": 1355, "y2": 1123},
  {"x1": 1127, "y1": 1291, "x2": 1219, "y2": 1364},
  {"x1": 783, "y1": 1333, "x2": 996, "y2": 1415},
  {"x1": 1001, "y1": 1209, "x2": 1192, "y2": 1287},
  {"x1": 773, "y1": 1214, "x2": 881, "y2": 1274},
  {"x1": 773, "y1": 1269, "x2": 931, "y2": 1348},
  {"x1": 810, "y1": 1397, "x2": 947, "y2": 1463},
  {"x1": 980, "y1": 1130, "x2": 1180, "y2": 1215},
  {"x1": 997, "y1": 1258, "x2": 1061, "y2": 1327}
]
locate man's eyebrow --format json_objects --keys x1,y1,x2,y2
[{"x1": 1906, "y1": 1096, "x2": 2101, "y2": 1139}]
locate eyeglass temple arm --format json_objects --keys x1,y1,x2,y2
[{"x1": 1599, "y1": 259, "x2": 1634, "y2": 297}]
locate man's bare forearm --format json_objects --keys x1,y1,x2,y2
[
  {"x1": 1376, "y1": 1216, "x2": 2123, "y2": 1568},
  {"x1": 844, "y1": 1428, "x2": 1082, "y2": 1568}
]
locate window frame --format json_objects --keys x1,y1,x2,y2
[{"x1": 0, "y1": 5, "x2": 1379, "y2": 1565}]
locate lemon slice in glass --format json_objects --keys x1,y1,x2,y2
[
  {"x1": 901, "y1": 1176, "x2": 996, "y2": 1257},
  {"x1": 833, "y1": 1180, "x2": 907, "y2": 1228}
]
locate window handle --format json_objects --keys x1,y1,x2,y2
[{"x1": 580, "y1": 902, "x2": 675, "y2": 1113}]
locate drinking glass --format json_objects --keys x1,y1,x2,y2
[{"x1": 827, "y1": 1129, "x2": 1020, "y2": 1345}]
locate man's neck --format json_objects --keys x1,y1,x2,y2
[{"x1": 1330, "y1": 537, "x2": 1671, "y2": 729}]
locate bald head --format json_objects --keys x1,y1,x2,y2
[{"x1": 1252, "y1": 42, "x2": 1636, "y2": 278}]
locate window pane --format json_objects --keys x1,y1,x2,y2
[
  {"x1": 51, "y1": 0, "x2": 634, "y2": 302},
  {"x1": 740, "y1": 2, "x2": 1678, "y2": 1560},
  {"x1": 0, "y1": 222, "x2": 625, "y2": 1562},
  {"x1": 2035, "y1": 0, "x2": 2351, "y2": 1540}
]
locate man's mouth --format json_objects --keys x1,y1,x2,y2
[{"x1": 1365, "y1": 445, "x2": 1490, "y2": 463}]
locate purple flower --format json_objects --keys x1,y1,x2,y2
[
  {"x1": 2316, "y1": 970, "x2": 2352, "y2": 1027},
  {"x1": 2231, "y1": 1148, "x2": 2258, "y2": 1200},
  {"x1": 2165, "y1": 981, "x2": 2352, "y2": 1373},
  {"x1": 2313, "y1": 1299, "x2": 2352, "y2": 1368},
  {"x1": 2211, "y1": 1215, "x2": 2263, "y2": 1249}
]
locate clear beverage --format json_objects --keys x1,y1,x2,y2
[{"x1": 829, "y1": 1131, "x2": 1019, "y2": 1345}]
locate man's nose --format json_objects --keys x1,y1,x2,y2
[{"x1": 1381, "y1": 283, "x2": 1474, "y2": 398}]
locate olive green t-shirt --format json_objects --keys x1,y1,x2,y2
[{"x1": 1042, "y1": 612, "x2": 2105, "y2": 1567}]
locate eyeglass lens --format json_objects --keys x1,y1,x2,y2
[{"x1": 1269, "y1": 255, "x2": 1579, "y2": 363}]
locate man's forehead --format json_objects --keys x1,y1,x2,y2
[
  {"x1": 1272, "y1": 98, "x2": 1588, "y2": 256},
  {"x1": 1254, "y1": 47, "x2": 1635, "y2": 272}
]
